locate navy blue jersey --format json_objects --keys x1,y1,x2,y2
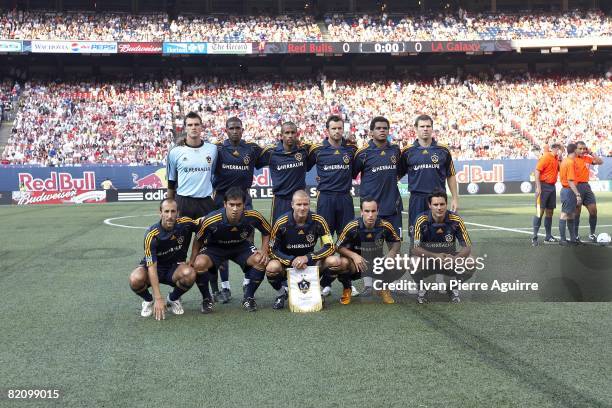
[
  {"x1": 213, "y1": 139, "x2": 262, "y2": 193},
  {"x1": 196, "y1": 208, "x2": 271, "y2": 247},
  {"x1": 353, "y1": 140, "x2": 403, "y2": 216},
  {"x1": 399, "y1": 139, "x2": 456, "y2": 194},
  {"x1": 337, "y1": 217, "x2": 400, "y2": 257},
  {"x1": 270, "y1": 211, "x2": 335, "y2": 265},
  {"x1": 413, "y1": 211, "x2": 471, "y2": 254},
  {"x1": 257, "y1": 142, "x2": 313, "y2": 198},
  {"x1": 308, "y1": 139, "x2": 356, "y2": 193},
  {"x1": 143, "y1": 217, "x2": 199, "y2": 266}
]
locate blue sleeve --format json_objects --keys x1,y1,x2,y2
[{"x1": 256, "y1": 146, "x2": 272, "y2": 169}]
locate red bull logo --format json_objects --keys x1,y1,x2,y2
[
  {"x1": 18, "y1": 171, "x2": 96, "y2": 191},
  {"x1": 252, "y1": 168, "x2": 272, "y2": 187},
  {"x1": 456, "y1": 164, "x2": 504, "y2": 183},
  {"x1": 132, "y1": 168, "x2": 168, "y2": 189}
]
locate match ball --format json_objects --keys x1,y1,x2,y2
[{"x1": 596, "y1": 233, "x2": 611, "y2": 246}]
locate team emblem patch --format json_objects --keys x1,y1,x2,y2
[
  {"x1": 298, "y1": 276, "x2": 311, "y2": 294},
  {"x1": 177, "y1": 236, "x2": 184, "y2": 245},
  {"x1": 240, "y1": 231, "x2": 249, "y2": 239},
  {"x1": 343, "y1": 154, "x2": 350, "y2": 164},
  {"x1": 445, "y1": 234, "x2": 453, "y2": 242},
  {"x1": 295, "y1": 153, "x2": 303, "y2": 162},
  {"x1": 376, "y1": 238, "x2": 384, "y2": 247},
  {"x1": 306, "y1": 234, "x2": 315, "y2": 244},
  {"x1": 206, "y1": 156, "x2": 212, "y2": 164},
  {"x1": 243, "y1": 155, "x2": 250, "y2": 164},
  {"x1": 390, "y1": 155, "x2": 397, "y2": 164},
  {"x1": 431, "y1": 154, "x2": 439, "y2": 163}
]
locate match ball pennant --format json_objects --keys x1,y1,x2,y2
[{"x1": 287, "y1": 266, "x2": 322, "y2": 313}]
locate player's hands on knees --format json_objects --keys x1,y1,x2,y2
[
  {"x1": 154, "y1": 298, "x2": 165, "y2": 321},
  {"x1": 351, "y1": 254, "x2": 368, "y2": 273},
  {"x1": 253, "y1": 249, "x2": 269, "y2": 266},
  {"x1": 292, "y1": 256, "x2": 309, "y2": 269}
]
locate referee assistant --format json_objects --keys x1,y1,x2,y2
[{"x1": 532, "y1": 143, "x2": 563, "y2": 246}]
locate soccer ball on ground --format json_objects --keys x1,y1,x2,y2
[{"x1": 596, "y1": 233, "x2": 611, "y2": 246}]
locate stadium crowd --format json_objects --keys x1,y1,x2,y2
[
  {"x1": 1, "y1": 9, "x2": 611, "y2": 42},
  {"x1": 2, "y1": 73, "x2": 610, "y2": 166}
]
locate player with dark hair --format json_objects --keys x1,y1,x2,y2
[
  {"x1": 166, "y1": 111, "x2": 219, "y2": 310},
  {"x1": 411, "y1": 189, "x2": 474, "y2": 303},
  {"x1": 400, "y1": 114, "x2": 458, "y2": 239},
  {"x1": 265, "y1": 190, "x2": 339, "y2": 310},
  {"x1": 334, "y1": 197, "x2": 401, "y2": 305},
  {"x1": 573, "y1": 141, "x2": 604, "y2": 242},
  {"x1": 191, "y1": 187, "x2": 271, "y2": 312},
  {"x1": 210, "y1": 116, "x2": 262, "y2": 303},
  {"x1": 128, "y1": 198, "x2": 198, "y2": 320},
  {"x1": 532, "y1": 143, "x2": 563, "y2": 246},
  {"x1": 558, "y1": 143, "x2": 582, "y2": 245},
  {"x1": 353, "y1": 116, "x2": 403, "y2": 296},
  {"x1": 258, "y1": 121, "x2": 313, "y2": 223}
]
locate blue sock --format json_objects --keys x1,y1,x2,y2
[
  {"x1": 208, "y1": 266, "x2": 219, "y2": 293},
  {"x1": 196, "y1": 272, "x2": 212, "y2": 300},
  {"x1": 267, "y1": 275, "x2": 283, "y2": 291},
  {"x1": 219, "y1": 261, "x2": 229, "y2": 284},
  {"x1": 169, "y1": 280, "x2": 193, "y2": 302},
  {"x1": 589, "y1": 215, "x2": 597, "y2": 235},
  {"x1": 245, "y1": 268, "x2": 265, "y2": 298},
  {"x1": 544, "y1": 217, "x2": 553, "y2": 238},
  {"x1": 559, "y1": 219, "x2": 567, "y2": 241},
  {"x1": 132, "y1": 285, "x2": 153, "y2": 301},
  {"x1": 338, "y1": 274, "x2": 352, "y2": 289},
  {"x1": 532, "y1": 216, "x2": 542, "y2": 238}
]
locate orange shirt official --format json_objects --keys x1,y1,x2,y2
[
  {"x1": 559, "y1": 157, "x2": 577, "y2": 188},
  {"x1": 574, "y1": 155, "x2": 593, "y2": 183},
  {"x1": 535, "y1": 152, "x2": 559, "y2": 184}
]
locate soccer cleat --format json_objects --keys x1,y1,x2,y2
[
  {"x1": 166, "y1": 294, "x2": 184, "y2": 315},
  {"x1": 588, "y1": 233, "x2": 597, "y2": 243},
  {"x1": 416, "y1": 290, "x2": 427, "y2": 304},
  {"x1": 340, "y1": 288, "x2": 352, "y2": 305},
  {"x1": 379, "y1": 289, "x2": 395, "y2": 304},
  {"x1": 141, "y1": 300, "x2": 154, "y2": 317},
  {"x1": 321, "y1": 286, "x2": 332, "y2": 297},
  {"x1": 351, "y1": 285, "x2": 359, "y2": 297},
  {"x1": 242, "y1": 297, "x2": 257, "y2": 312},
  {"x1": 200, "y1": 298, "x2": 214, "y2": 314},
  {"x1": 543, "y1": 236, "x2": 558, "y2": 244},
  {"x1": 448, "y1": 289, "x2": 461, "y2": 303},
  {"x1": 575, "y1": 236, "x2": 582, "y2": 243},
  {"x1": 531, "y1": 237, "x2": 539, "y2": 246},
  {"x1": 212, "y1": 291, "x2": 221, "y2": 303},
  {"x1": 273, "y1": 293, "x2": 288, "y2": 310},
  {"x1": 360, "y1": 286, "x2": 373, "y2": 297},
  {"x1": 219, "y1": 288, "x2": 231, "y2": 304}
]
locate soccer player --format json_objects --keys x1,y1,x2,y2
[
  {"x1": 191, "y1": 187, "x2": 271, "y2": 312},
  {"x1": 128, "y1": 198, "x2": 198, "y2": 320},
  {"x1": 558, "y1": 143, "x2": 581, "y2": 245},
  {"x1": 308, "y1": 115, "x2": 358, "y2": 296},
  {"x1": 265, "y1": 190, "x2": 338, "y2": 310},
  {"x1": 335, "y1": 197, "x2": 401, "y2": 305},
  {"x1": 532, "y1": 143, "x2": 563, "y2": 246},
  {"x1": 411, "y1": 189, "x2": 474, "y2": 303},
  {"x1": 166, "y1": 111, "x2": 219, "y2": 308},
  {"x1": 353, "y1": 116, "x2": 403, "y2": 295},
  {"x1": 211, "y1": 117, "x2": 262, "y2": 303},
  {"x1": 399, "y1": 114, "x2": 458, "y2": 238},
  {"x1": 258, "y1": 122, "x2": 313, "y2": 223},
  {"x1": 573, "y1": 141, "x2": 604, "y2": 242}
]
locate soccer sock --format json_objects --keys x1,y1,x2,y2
[
  {"x1": 245, "y1": 268, "x2": 265, "y2": 298},
  {"x1": 208, "y1": 266, "x2": 219, "y2": 293},
  {"x1": 169, "y1": 280, "x2": 193, "y2": 302},
  {"x1": 267, "y1": 274, "x2": 283, "y2": 291},
  {"x1": 559, "y1": 219, "x2": 567, "y2": 241},
  {"x1": 196, "y1": 272, "x2": 212, "y2": 300},
  {"x1": 243, "y1": 278, "x2": 249, "y2": 286},
  {"x1": 544, "y1": 217, "x2": 553, "y2": 238},
  {"x1": 567, "y1": 219, "x2": 576, "y2": 242},
  {"x1": 532, "y1": 216, "x2": 542, "y2": 238},
  {"x1": 574, "y1": 216, "x2": 580, "y2": 237},
  {"x1": 132, "y1": 285, "x2": 153, "y2": 302},
  {"x1": 320, "y1": 268, "x2": 335, "y2": 288},
  {"x1": 338, "y1": 274, "x2": 352, "y2": 289},
  {"x1": 589, "y1": 215, "x2": 597, "y2": 235},
  {"x1": 219, "y1": 261, "x2": 230, "y2": 286},
  {"x1": 221, "y1": 281, "x2": 231, "y2": 290}
]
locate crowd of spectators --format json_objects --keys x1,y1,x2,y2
[
  {"x1": 0, "y1": 80, "x2": 20, "y2": 121},
  {"x1": 1, "y1": 9, "x2": 611, "y2": 42},
  {"x1": 2, "y1": 73, "x2": 610, "y2": 166}
]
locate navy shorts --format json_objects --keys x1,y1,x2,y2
[
  {"x1": 380, "y1": 212, "x2": 403, "y2": 240},
  {"x1": 577, "y1": 183, "x2": 596, "y2": 206},
  {"x1": 138, "y1": 261, "x2": 179, "y2": 287},
  {"x1": 560, "y1": 187, "x2": 578, "y2": 214},
  {"x1": 538, "y1": 182, "x2": 556, "y2": 210},
  {"x1": 408, "y1": 192, "x2": 429, "y2": 234},
  {"x1": 198, "y1": 242, "x2": 257, "y2": 271},
  {"x1": 213, "y1": 190, "x2": 253, "y2": 210},
  {"x1": 272, "y1": 195, "x2": 293, "y2": 224},
  {"x1": 176, "y1": 195, "x2": 216, "y2": 219},
  {"x1": 316, "y1": 191, "x2": 355, "y2": 236}
]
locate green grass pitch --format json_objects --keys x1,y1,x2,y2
[{"x1": 1, "y1": 194, "x2": 611, "y2": 407}]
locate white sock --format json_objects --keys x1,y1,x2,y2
[
  {"x1": 221, "y1": 281, "x2": 231, "y2": 290},
  {"x1": 363, "y1": 277, "x2": 373, "y2": 287},
  {"x1": 243, "y1": 279, "x2": 250, "y2": 286}
]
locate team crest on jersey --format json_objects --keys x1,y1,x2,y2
[
  {"x1": 243, "y1": 155, "x2": 251, "y2": 164},
  {"x1": 343, "y1": 154, "x2": 350, "y2": 164},
  {"x1": 431, "y1": 154, "x2": 439, "y2": 163},
  {"x1": 445, "y1": 234, "x2": 453, "y2": 242},
  {"x1": 177, "y1": 236, "x2": 184, "y2": 245},
  {"x1": 294, "y1": 152, "x2": 303, "y2": 162},
  {"x1": 240, "y1": 231, "x2": 249, "y2": 239},
  {"x1": 306, "y1": 234, "x2": 315, "y2": 244},
  {"x1": 390, "y1": 155, "x2": 397, "y2": 164},
  {"x1": 298, "y1": 276, "x2": 311, "y2": 294},
  {"x1": 376, "y1": 238, "x2": 384, "y2": 247},
  {"x1": 206, "y1": 156, "x2": 212, "y2": 164}
]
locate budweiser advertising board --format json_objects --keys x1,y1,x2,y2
[
  {"x1": 12, "y1": 190, "x2": 106, "y2": 205},
  {"x1": 117, "y1": 42, "x2": 163, "y2": 54}
]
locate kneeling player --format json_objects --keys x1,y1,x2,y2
[
  {"x1": 128, "y1": 198, "x2": 198, "y2": 320},
  {"x1": 335, "y1": 197, "x2": 401, "y2": 305},
  {"x1": 411, "y1": 189, "x2": 475, "y2": 303},
  {"x1": 191, "y1": 187, "x2": 271, "y2": 312},
  {"x1": 266, "y1": 190, "x2": 339, "y2": 309}
]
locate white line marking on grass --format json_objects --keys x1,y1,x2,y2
[{"x1": 104, "y1": 214, "x2": 156, "y2": 229}]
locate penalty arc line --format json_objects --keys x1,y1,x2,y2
[{"x1": 103, "y1": 214, "x2": 157, "y2": 229}]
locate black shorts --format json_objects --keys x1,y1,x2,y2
[
  {"x1": 138, "y1": 261, "x2": 179, "y2": 287},
  {"x1": 272, "y1": 195, "x2": 293, "y2": 224},
  {"x1": 176, "y1": 195, "x2": 216, "y2": 219},
  {"x1": 538, "y1": 182, "x2": 556, "y2": 210},
  {"x1": 560, "y1": 187, "x2": 578, "y2": 214},
  {"x1": 577, "y1": 183, "x2": 596, "y2": 206},
  {"x1": 198, "y1": 242, "x2": 257, "y2": 271}
]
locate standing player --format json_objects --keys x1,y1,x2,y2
[
  {"x1": 353, "y1": 116, "x2": 403, "y2": 295},
  {"x1": 191, "y1": 187, "x2": 271, "y2": 312},
  {"x1": 308, "y1": 115, "x2": 358, "y2": 296},
  {"x1": 210, "y1": 117, "x2": 262, "y2": 303},
  {"x1": 265, "y1": 190, "x2": 339, "y2": 310},
  {"x1": 532, "y1": 143, "x2": 563, "y2": 246},
  {"x1": 258, "y1": 122, "x2": 313, "y2": 224},
  {"x1": 128, "y1": 199, "x2": 198, "y2": 320},
  {"x1": 166, "y1": 111, "x2": 218, "y2": 310},
  {"x1": 558, "y1": 143, "x2": 581, "y2": 245},
  {"x1": 399, "y1": 114, "x2": 458, "y2": 239},
  {"x1": 335, "y1": 197, "x2": 401, "y2": 305},
  {"x1": 573, "y1": 141, "x2": 604, "y2": 242}
]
